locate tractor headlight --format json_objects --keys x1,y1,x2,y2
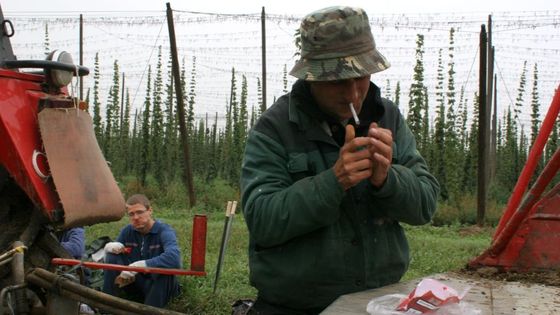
[{"x1": 46, "y1": 50, "x2": 74, "y2": 87}]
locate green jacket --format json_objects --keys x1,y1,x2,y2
[{"x1": 240, "y1": 80, "x2": 439, "y2": 311}]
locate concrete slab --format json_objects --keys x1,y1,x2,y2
[{"x1": 321, "y1": 272, "x2": 560, "y2": 314}]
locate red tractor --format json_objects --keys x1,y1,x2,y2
[
  {"x1": 0, "y1": 4, "x2": 206, "y2": 313},
  {"x1": 0, "y1": 5, "x2": 204, "y2": 315}
]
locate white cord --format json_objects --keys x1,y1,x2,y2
[
  {"x1": 32, "y1": 150, "x2": 50, "y2": 180},
  {"x1": 70, "y1": 64, "x2": 80, "y2": 116}
]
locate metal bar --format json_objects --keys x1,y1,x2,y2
[
  {"x1": 494, "y1": 86, "x2": 560, "y2": 237},
  {"x1": 224, "y1": 201, "x2": 237, "y2": 249},
  {"x1": 530, "y1": 213, "x2": 560, "y2": 221},
  {"x1": 51, "y1": 258, "x2": 206, "y2": 276},
  {"x1": 213, "y1": 201, "x2": 233, "y2": 293},
  {"x1": 190, "y1": 214, "x2": 207, "y2": 272}
]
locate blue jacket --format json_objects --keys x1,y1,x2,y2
[
  {"x1": 117, "y1": 220, "x2": 182, "y2": 269},
  {"x1": 60, "y1": 227, "x2": 85, "y2": 259}
]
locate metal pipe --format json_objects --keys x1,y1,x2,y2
[
  {"x1": 0, "y1": 284, "x2": 26, "y2": 315},
  {"x1": 0, "y1": 245, "x2": 26, "y2": 262},
  {"x1": 26, "y1": 273, "x2": 134, "y2": 315},
  {"x1": 27, "y1": 268, "x2": 186, "y2": 315},
  {"x1": 0, "y1": 256, "x2": 13, "y2": 267},
  {"x1": 51, "y1": 258, "x2": 205, "y2": 276},
  {"x1": 12, "y1": 241, "x2": 29, "y2": 314},
  {"x1": 214, "y1": 203, "x2": 232, "y2": 293}
]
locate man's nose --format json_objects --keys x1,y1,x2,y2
[{"x1": 343, "y1": 79, "x2": 360, "y2": 103}]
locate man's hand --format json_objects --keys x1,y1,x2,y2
[
  {"x1": 104, "y1": 242, "x2": 125, "y2": 254},
  {"x1": 333, "y1": 124, "x2": 375, "y2": 190},
  {"x1": 368, "y1": 123, "x2": 393, "y2": 188},
  {"x1": 115, "y1": 270, "x2": 136, "y2": 287},
  {"x1": 114, "y1": 260, "x2": 147, "y2": 288}
]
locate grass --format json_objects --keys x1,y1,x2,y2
[
  {"x1": 402, "y1": 224, "x2": 493, "y2": 280},
  {"x1": 85, "y1": 204, "x2": 493, "y2": 314}
]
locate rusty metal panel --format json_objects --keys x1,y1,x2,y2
[{"x1": 38, "y1": 107, "x2": 125, "y2": 228}]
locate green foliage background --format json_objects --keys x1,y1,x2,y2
[{"x1": 80, "y1": 25, "x2": 558, "y2": 314}]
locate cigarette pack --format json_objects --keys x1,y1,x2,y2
[{"x1": 396, "y1": 278, "x2": 460, "y2": 313}]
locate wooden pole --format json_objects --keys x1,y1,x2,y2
[
  {"x1": 261, "y1": 6, "x2": 267, "y2": 112},
  {"x1": 477, "y1": 24, "x2": 488, "y2": 226},
  {"x1": 486, "y1": 15, "x2": 496, "y2": 181},
  {"x1": 166, "y1": 2, "x2": 196, "y2": 207},
  {"x1": 120, "y1": 72, "x2": 125, "y2": 131},
  {"x1": 491, "y1": 73, "x2": 497, "y2": 179},
  {"x1": 79, "y1": 14, "x2": 83, "y2": 100}
]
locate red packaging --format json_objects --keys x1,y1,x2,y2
[{"x1": 396, "y1": 278, "x2": 460, "y2": 313}]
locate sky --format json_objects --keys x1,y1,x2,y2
[
  {"x1": 2, "y1": 1, "x2": 559, "y2": 128},
  {"x1": 2, "y1": 0, "x2": 558, "y2": 14}
]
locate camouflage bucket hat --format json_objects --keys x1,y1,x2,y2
[{"x1": 289, "y1": 6, "x2": 390, "y2": 81}]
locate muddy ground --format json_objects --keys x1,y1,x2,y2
[{"x1": 462, "y1": 266, "x2": 560, "y2": 287}]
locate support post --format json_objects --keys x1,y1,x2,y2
[
  {"x1": 79, "y1": 14, "x2": 83, "y2": 100},
  {"x1": 477, "y1": 25, "x2": 488, "y2": 226},
  {"x1": 166, "y1": 2, "x2": 196, "y2": 207},
  {"x1": 261, "y1": 7, "x2": 267, "y2": 112}
]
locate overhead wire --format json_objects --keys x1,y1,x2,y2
[
  {"x1": 5, "y1": 9, "x2": 558, "y2": 126},
  {"x1": 130, "y1": 17, "x2": 166, "y2": 110}
]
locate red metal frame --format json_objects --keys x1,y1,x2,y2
[
  {"x1": 493, "y1": 87, "x2": 560, "y2": 237},
  {"x1": 0, "y1": 69, "x2": 62, "y2": 221},
  {"x1": 51, "y1": 258, "x2": 206, "y2": 276},
  {"x1": 469, "y1": 86, "x2": 560, "y2": 271}
]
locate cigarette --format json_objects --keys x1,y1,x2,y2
[{"x1": 349, "y1": 103, "x2": 360, "y2": 125}]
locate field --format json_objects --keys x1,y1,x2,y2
[{"x1": 85, "y1": 206, "x2": 493, "y2": 314}]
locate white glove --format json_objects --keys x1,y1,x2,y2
[
  {"x1": 104, "y1": 242, "x2": 125, "y2": 254},
  {"x1": 130, "y1": 260, "x2": 147, "y2": 269},
  {"x1": 117, "y1": 260, "x2": 146, "y2": 280}
]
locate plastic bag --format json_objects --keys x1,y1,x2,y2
[
  {"x1": 366, "y1": 278, "x2": 482, "y2": 315},
  {"x1": 366, "y1": 294, "x2": 408, "y2": 315}
]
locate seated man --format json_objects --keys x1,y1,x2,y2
[
  {"x1": 102, "y1": 194, "x2": 181, "y2": 308},
  {"x1": 60, "y1": 227, "x2": 85, "y2": 259}
]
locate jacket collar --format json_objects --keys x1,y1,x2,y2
[{"x1": 134, "y1": 220, "x2": 161, "y2": 235}]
